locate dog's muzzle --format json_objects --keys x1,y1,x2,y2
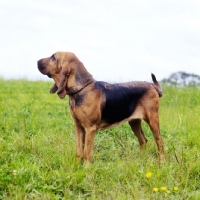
[
  {"x1": 37, "y1": 59, "x2": 51, "y2": 77},
  {"x1": 37, "y1": 59, "x2": 45, "y2": 72}
]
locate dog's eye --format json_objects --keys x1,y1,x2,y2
[{"x1": 50, "y1": 54, "x2": 56, "y2": 61}]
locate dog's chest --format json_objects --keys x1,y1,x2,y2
[
  {"x1": 69, "y1": 93, "x2": 86, "y2": 112},
  {"x1": 69, "y1": 97, "x2": 75, "y2": 109}
]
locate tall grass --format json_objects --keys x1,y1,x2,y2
[{"x1": 0, "y1": 79, "x2": 199, "y2": 199}]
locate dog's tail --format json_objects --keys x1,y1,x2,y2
[{"x1": 151, "y1": 73, "x2": 162, "y2": 97}]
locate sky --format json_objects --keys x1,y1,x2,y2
[{"x1": 0, "y1": 0, "x2": 200, "y2": 82}]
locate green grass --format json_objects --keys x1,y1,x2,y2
[{"x1": 0, "y1": 79, "x2": 200, "y2": 199}]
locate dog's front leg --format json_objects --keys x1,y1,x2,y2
[
  {"x1": 74, "y1": 120, "x2": 85, "y2": 160},
  {"x1": 84, "y1": 126, "x2": 96, "y2": 163}
]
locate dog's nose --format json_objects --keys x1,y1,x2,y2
[{"x1": 37, "y1": 59, "x2": 45, "y2": 71}]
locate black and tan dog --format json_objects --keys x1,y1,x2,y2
[{"x1": 37, "y1": 52, "x2": 164, "y2": 162}]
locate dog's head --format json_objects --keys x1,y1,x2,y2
[{"x1": 37, "y1": 52, "x2": 94, "y2": 98}]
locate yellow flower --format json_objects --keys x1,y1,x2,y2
[
  {"x1": 166, "y1": 190, "x2": 170, "y2": 194},
  {"x1": 174, "y1": 187, "x2": 178, "y2": 191},
  {"x1": 146, "y1": 172, "x2": 152, "y2": 178},
  {"x1": 160, "y1": 186, "x2": 167, "y2": 191},
  {"x1": 153, "y1": 187, "x2": 159, "y2": 192}
]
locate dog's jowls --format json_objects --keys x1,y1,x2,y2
[{"x1": 38, "y1": 52, "x2": 164, "y2": 162}]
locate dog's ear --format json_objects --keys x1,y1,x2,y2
[
  {"x1": 50, "y1": 83, "x2": 58, "y2": 94},
  {"x1": 57, "y1": 67, "x2": 69, "y2": 99}
]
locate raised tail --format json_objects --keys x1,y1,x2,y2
[{"x1": 151, "y1": 73, "x2": 162, "y2": 97}]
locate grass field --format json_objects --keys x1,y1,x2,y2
[{"x1": 0, "y1": 79, "x2": 200, "y2": 199}]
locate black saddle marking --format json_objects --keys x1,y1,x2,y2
[{"x1": 95, "y1": 81, "x2": 149, "y2": 124}]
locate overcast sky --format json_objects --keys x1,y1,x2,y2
[{"x1": 0, "y1": 0, "x2": 200, "y2": 82}]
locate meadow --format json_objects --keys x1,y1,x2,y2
[{"x1": 0, "y1": 79, "x2": 199, "y2": 199}]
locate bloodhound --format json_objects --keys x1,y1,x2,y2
[{"x1": 37, "y1": 52, "x2": 164, "y2": 162}]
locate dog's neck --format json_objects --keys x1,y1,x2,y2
[{"x1": 67, "y1": 79, "x2": 94, "y2": 96}]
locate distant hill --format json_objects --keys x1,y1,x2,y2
[{"x1": 161, "y1": 71, "x2": 200, "y2": 86}]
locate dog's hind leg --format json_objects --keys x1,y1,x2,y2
[
  {"x1": 129, "y1": 119, "x2": 148, "y2": 150},
  {"x1": 145, "y1": 113, "x2": 165, "y2": 159}
]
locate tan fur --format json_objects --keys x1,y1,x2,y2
[{"x1": 38, "y1": 52, "x2": 164, "y2": 162}]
